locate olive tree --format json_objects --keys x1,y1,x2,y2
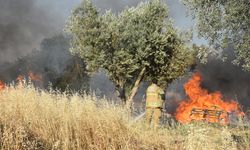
[
  {"x1": 66, "y1": 0, "x2": 195, "y2": 107},
  {"x1": 182, "y1": 0, "x2": 250, "y2": 70}
]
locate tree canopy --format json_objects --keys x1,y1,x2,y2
[
  {"x1": 66, "y1": 0, "x2": 195, "y2": 105},
  {"x1": 183, "y1": 0, "x2": 250, "y2": 70}
]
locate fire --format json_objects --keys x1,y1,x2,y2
[
  {"x1": 28, "y1": 71, "x2": 42, "y2": 81},
  {"x1": 16, "y1": 75, "x2": 25, "y2": 87},
  {"x1": 175, "y1": 73, "x2": 243, "y2": 124},
  {"x1": 0, "y1": 71, "x2": 42, "y2": 90},
  {"x1": 16, "y1": 75, "x2": 25, "y2": 82},
  {"x1": 0, "y1": 80, "x2": 5, "y2": 90}
]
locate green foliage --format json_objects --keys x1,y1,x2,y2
[
  {"x1": 183, "y1": 0, "x2": 250, "y2": 70},
  {"x1": 66, "y1": 0, "x2": 195, "y2": 100}
]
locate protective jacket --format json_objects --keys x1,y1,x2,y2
[{"x1": 146, "y1": 83, "x2": 164, "y2": 108}]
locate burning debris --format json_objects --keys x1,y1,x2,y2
[
  {"x1": 189, "y1": 108, "x2": 229, "y2": 124},
  {"x1": 175, "y1": 73, "x2": 244, "y2": 124}
]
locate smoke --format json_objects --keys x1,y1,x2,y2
[
  {"x1": 165, "y1": 48, "x2": 250, "y2": 112},
  {"x1": 0, "y1": 0, "x2": 212, "y2": 108},
  {"x1": 0, "y1": 0, "x2": 61, "y2": 64},
  {"x1": 197, "y1": 50, "x2": 250, "y2": 110},
  {"x1": 0, "y1": 34, "x2": 90, "y2": 92},
  {"x1": 164, "y1": 76, "x2": 189, "y2": 113},
  {"x1": 0, "y1": 35, "x2": 70, "y2": 80},
  {"x1": 92, "y1": 0, "x2": 146, "y2": 12},
  {"x1": 0, "y1": 0, "x2": 192, "y2": 64},
  {"x1": 89, "y1": 71, "x2": 118, "y2": 100}
]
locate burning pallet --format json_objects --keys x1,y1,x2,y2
[
  {"x1": 189, "y1": 107, "x2": 229, "y2": 124},
  {"x1": 176, "y1": 73, "x2": 243, "y2": 124}
]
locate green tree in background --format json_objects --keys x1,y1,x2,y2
[
  {"x1": 182, "y1": 0, "x2": 250, "y2": 70},
  {"x1": 66, "y1": 0, "x2": 195, "y2": 107}
]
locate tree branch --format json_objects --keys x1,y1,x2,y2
[{"x1": 126, "y1": 67, "x2": 146, "y2": 109}]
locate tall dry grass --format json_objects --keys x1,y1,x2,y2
[{"x1": 0, "y1": 82, "x2": 249, "y2": 150}]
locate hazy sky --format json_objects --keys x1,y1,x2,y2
[
  {"x1": 38, "y1": 0, "x2": 206, "y2": 44},
  {"x1": 40, "y1": 0, "x2": 194, "y2": 30}
]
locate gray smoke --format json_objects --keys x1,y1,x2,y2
[
  {"x1": 92, "y1": 0, "x2": 146, "y2": 12},
  {"x1": 0, "y1": 0, "x2": 193, "y2": 64},
  {"x1": 0, "y1": 0, "x2": 61, "y2": 63},
  {"x1": 197, "y1": 51, "x2": 250, "y2": 111},
  {"x1": 165, "y1": 49, "x2": 250, "y2": 112},
  {"x1": 0, "y1": 0, "x2": 192, "y2": 66},
  {"x1": 0, "y1": 0, "x2": 209, "y2": 108}
]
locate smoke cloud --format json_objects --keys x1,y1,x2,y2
[
  {"x1": 0, "y1": 0, "x2": 61, "y2": 63},
  {"x1": 0, "y1": 0, "x2": 193, "y2": 66},
  {"x1": 197, "y1": 51, "x2": 250, "y2": 110}
]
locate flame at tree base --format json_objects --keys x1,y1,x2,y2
[{"x1": 175, "y1": 73, "x2": 244, "y2": 124}]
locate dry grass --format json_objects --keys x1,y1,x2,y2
[{"x1": 0, "y1": 83, "x2": 249, "y2": 150}]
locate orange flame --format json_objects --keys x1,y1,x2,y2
[
  {"x1": 28, "y1": 71, "x2": 42, "y2": 81},
  {"x1": 0, "y1": 80, "x2": 5, "y2": 90},
  {"x1": 16, "y1": 75, "x2": 24, "y2": 82},
  {"x1": 16, "y1": 75, "x2": 25, "y2": 87},
  {"x1": 175, "y1": 73, "x2": 243, "y2": 124}
]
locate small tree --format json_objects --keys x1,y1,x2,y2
[
  {"x1": 182, "y1": 0, "x2": 250, "y2": 71},
  {"x1": 66, "y1": 0, "x2": 195, "y2": 107}
]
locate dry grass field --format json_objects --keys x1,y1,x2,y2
[{"x1": 0, "y1": 82, "x2": 249, "y2": 150}]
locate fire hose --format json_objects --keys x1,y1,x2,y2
[{"x1": 130, "y1": 109, "x2": 172, "y2": 125}]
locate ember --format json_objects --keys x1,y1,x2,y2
[
  {"x1": 16, "y1": 75, "x2": 24, "y2": 82},
  {"x1": 28, "y1": 71, "x2": 42, "y2": 81},
  {"x1": 175, "y1": 73, "x2": 243, "y2": 124},
  {"x1": 0, "y1": 80, "x2": 5, "y2": 90}
]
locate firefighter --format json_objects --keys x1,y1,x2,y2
[{"x1": 145, "y1": 79, "x2": 165, "y2": 129}]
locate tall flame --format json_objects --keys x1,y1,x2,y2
[{"x1": 175, "y1": 73, "x2": 243, "y2": 124}]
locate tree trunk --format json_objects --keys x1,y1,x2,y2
[
  {"x1": 126, "y1": 67, "x2": 146, "y2": 109},
  {"x1": 119, "y1": 88, "x2": 126, "y2": 104},
  {"x1": 114, "y1": 81, "x2": 127, "y2": 104}
]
